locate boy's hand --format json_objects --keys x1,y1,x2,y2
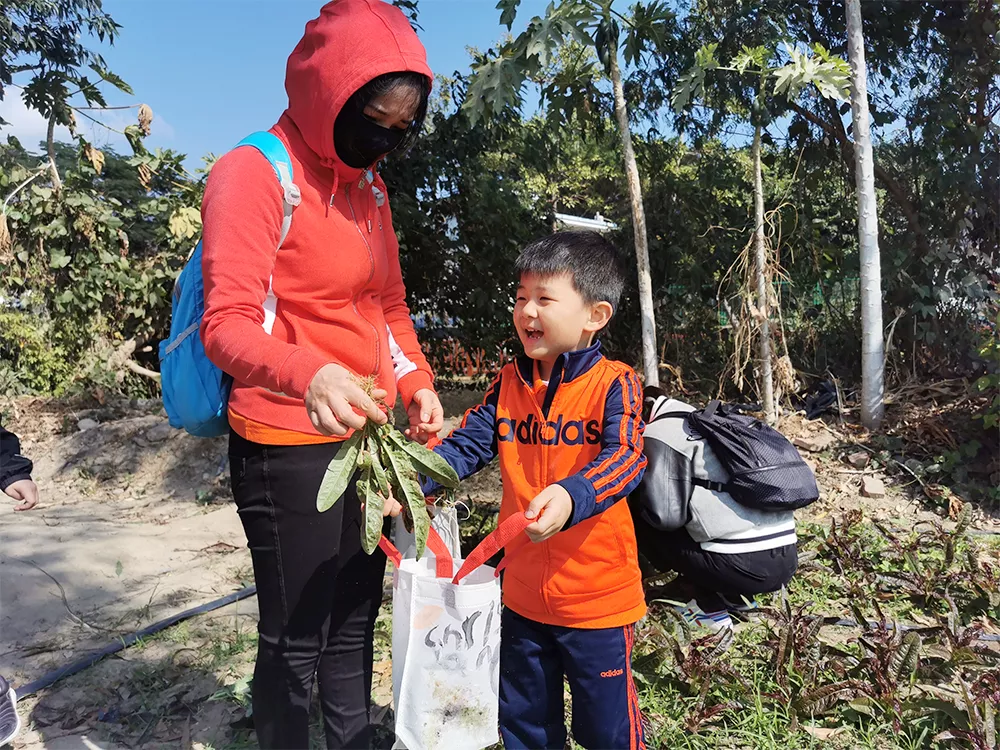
[
  {"x1": 5, "y1": 479, "x2": 39, "y2": 511},
  {"x1": 405, "y1": 389, "x2": 444, "y2": 444},
  {"x1": 524, "y1": 484, "x2": 572, "y2": 543}
]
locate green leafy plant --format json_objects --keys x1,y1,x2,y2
[
  {"x1": 315, "y1": 377, "x2": 459, "y2": 558},
  {"x1": 975, "y1": 310, "x2": 1000, "y2": 430}
]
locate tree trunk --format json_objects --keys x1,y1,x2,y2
[
  {"x1": 751, "y1": 124, "x2": 776, "y2": 423},
  {"x1": 846, "y1": 0, "x2": 885, "y2": 430},
  {"x1": 608, "y1": 48, "x2": 658, "y2": 387}
]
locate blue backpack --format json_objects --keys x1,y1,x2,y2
[{"x1": 159, "y1": 132, "x2": 301, "y2": 437}]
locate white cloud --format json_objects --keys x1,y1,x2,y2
[
  {"x1": 0, "y1": 94, "x2": 68, "y2": 152},
  {"x1": 0, "y1": 92, "x2": 176, "y2": 156}
]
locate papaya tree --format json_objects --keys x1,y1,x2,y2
[
  {"x1": 844, "y1": 0, "x2": 884, "y2": 430},
  {"x1": 672, "y1": 43, "x2": 850, "y2": 422},
  {"x1": 463, "y1": 0, "x2": 676, "y2": 388}
]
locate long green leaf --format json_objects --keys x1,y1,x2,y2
[
  {"x1": 383, "y1": 441, "x2": 430, "y2": 559},
  {"x1": 360, "y1": 473, "x2": 383, "y2": 556},
  {"x1": 384, "y1": 428, "x2": 459, "y2": 489},
  {"x1": 89, "y1": 63, "x2": 134, "y2": 95},
  {"x1": 316, "y1": 431, "x2": 362, "y2": 512},
  {"x1": 892, "y1": 631, "x2": 922, "y2": 684},
  {"x1": 367, "y1": 433, "x2": 391, "y2": 496}
]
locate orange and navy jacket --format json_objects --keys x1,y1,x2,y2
[{"x1": 425, "y1": 342, "x2": 648, "y2": 629}]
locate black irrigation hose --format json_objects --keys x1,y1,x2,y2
[
  {"x1": 821, "y1": 617, "x2": 1000, "y2": 643},
  {"x1": 12, "y1": 586, "x2": 257, "y2": 699}
]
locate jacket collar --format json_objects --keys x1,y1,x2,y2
[{"x1": 515, "y1": 340, "x2": 605, "y2": 387}]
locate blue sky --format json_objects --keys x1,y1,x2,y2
[{"x1": 1, "y1": 0, "x2": 548, "y2": 166}]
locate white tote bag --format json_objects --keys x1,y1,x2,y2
[{"x1": 380, "y1": 514, "x2": 531, "y2": 750}]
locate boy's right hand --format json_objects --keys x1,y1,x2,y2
[
  {"x1": 524, "y1": 484, "x2": 573, "y2": 543},
  {"x1": 5, "y1": 479, "x2": 39, "y2": 511},
  {"x1": 305, "y1": 364, "x2": 388, "y2": 436}
]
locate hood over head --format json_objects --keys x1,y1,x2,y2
[{"x1": 283, "y1": 0, "x2": 432, "y2": 172}]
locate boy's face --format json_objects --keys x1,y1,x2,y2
[{"x1": 514, "y1": 272, "x2": 612, "y2": 367}]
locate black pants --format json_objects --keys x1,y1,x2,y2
[
  {"x1": 229, "y1": 432, "x2": 386, "y2": 749},
  {"x1": 633, "y1": 517, "x2": 797, "y2": 612}
]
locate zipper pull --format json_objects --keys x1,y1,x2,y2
[
  {"x1": 367, "y1": 218, "x2": 372, "y2": 233},
  {"x1": 329, "y1": 193, "x2": 335, "y2": 207}
]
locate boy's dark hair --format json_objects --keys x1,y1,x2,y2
[{"x1": 515, "y1": 231, "x2": 627, "y2": 314}]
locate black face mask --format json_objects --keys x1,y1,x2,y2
[{"x1": 333, "y1": 100, "x2": 407, "y2": 169}]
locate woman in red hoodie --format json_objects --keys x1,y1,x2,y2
[{"x1": 199, "y1": 2, "x2": 442, "y2": 747}]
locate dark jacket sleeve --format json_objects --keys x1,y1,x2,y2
[
  {"x1": 1, "y1": 424, "x2": 34, "y2": 491},
  {"x1": 556, "y1": 369, "x2": 647, "y2": 528},
  {"x1": 419, "y1": 372, "x2": 502, "y2": 496}
]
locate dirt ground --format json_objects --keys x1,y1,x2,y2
[{"x1": 1, "y1": 386, "x2": 996, "y2": 749}]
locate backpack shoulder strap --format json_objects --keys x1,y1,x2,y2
[
  {"x1": 234, "y1": 131, "x2": 301, "y2": 246},
  {"x1": 703, "y1": 400, "x2": 722, "y2": 419},
  {"x1": 653, "y1": 411, "x2": 694, "y2": 421}
]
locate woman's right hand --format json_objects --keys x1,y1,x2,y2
[{"x1": 305, "y1": 364, "x2": 388, "y2": 436}]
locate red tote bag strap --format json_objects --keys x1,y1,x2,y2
[
  {"x1": 425, "y1": 526, "x2": 454, "y2": 579},
  {"x1": 378, "y1": 535, "x2": 402, "y2": 567},
  {"x1": 452, "y1": 512, "x2": 533, "y2": 585}
]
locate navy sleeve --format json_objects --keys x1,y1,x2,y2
[
  {"x1": 1, "y1": 424, "x2": 34, "y2": 491},
  {"x1": 556, "y1": 369, "x2": 646, "y2": 528},
  {"x1": 419, "y1": 372, "x2": 502, "y2": 495}
]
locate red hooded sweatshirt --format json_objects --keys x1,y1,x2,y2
[{"x1": 200, "y1": 0, "x2": 434, "y2": 444}]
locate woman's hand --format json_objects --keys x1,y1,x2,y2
[
  {"x1": 305, "y1": 364, "x2": 387, "y2": 436},
  {"x1": 405, "y1": 388, "x2": 444, "y2": 444}
]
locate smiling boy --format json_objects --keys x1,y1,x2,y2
[{"x1": 422, "y1": 231, "x2": 648, "y2": 749}]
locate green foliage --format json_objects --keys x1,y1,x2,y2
[
  {"x1": 665, "y1": 0, "x2": 1000, "y2": 373},
  {"x1": 771, "y1": 43, "x2": 850, "y2": 101},
  {"x1": 0, "y1": 310, "x2": 75, "y2": 394},
  {"x1": 0, "y1": 139, "x2": 207, "y2": 396},
  {"x1": 381, "y1": 77, "x2": 550, "y2": 360},
  {"x1": 974, "y1": 309, "x2": 1000, "y2": 429},
  {"x1": 464, "y1": 0, "x2": 675, "y2": 125},
  {"x1": 672, "y1": 41, "x2": 849, "y2": 116}
]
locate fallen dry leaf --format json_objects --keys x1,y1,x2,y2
[
  {"x1": 802, "y1": 725, "x2": 846, "y2": 741},
  {"x1": 948, "y1": 494, "x2": 964, "y2": 521}
]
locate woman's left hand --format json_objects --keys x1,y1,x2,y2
[{"x1": 405, "y1": 388, "x2": 444, "y2": 444}]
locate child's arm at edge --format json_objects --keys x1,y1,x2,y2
[
  {"x1": 1, "y1": 424, "x2": 39, "y2": 511},
  {"x1": 419, "y1": 371, "x2": 503, "y2": 496},
  {"x1": 555, "y1": 368, "x2": 647, "y2": 528},
  {"x1": 1, "y1": 425, "x2": 33, "y2": 490}
]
